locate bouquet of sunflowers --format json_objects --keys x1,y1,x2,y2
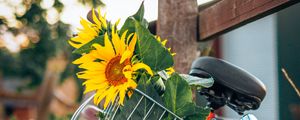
[{"x1": 69, "y1": 2, "x2": 213, "y2": 120}]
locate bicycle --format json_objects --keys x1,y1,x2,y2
[{"x1": 72, "y1": 56, "x2": 266, "y2": 120}]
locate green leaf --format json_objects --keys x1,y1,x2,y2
[
  {"x1": 132, "y1": 1, "x2": 149, "y2": 27},
  {"x1": 150, "y1": 76, "x2": 165, "y2": 95},
  {"x1": 180, "y1": 74, "x2": 214, "y2": 88},
  {"x1": 163, "y1": 73, "x2": 210, "y2": 120},
  {"x1": 135, "y1": 22, "x2": 174, "y2": 71},
  {"x1": 185, "y1": 107, "x2": 210, "y2": 120},
  {"x1": 115, "y1": 74, "x2": 164, "y2": 120},
  {"x1": 120, "y1": 17, "x2": 136, "y2": 36},
  {"x1": 163, "y1": 73, "x2": 192, "y2": 117},
  {"x1": 133, "y1": 1, "x2": 145, "y2": 22},
  {"x1": 72, "y1": 35, "x2": 104, "y2": 54},
  {"x1": 119, "y1": 2, "x2": 148, "y2": 36}
]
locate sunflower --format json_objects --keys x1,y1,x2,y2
[
  {"x1": 156, "y1": 36, "x2": 175, "y2": 75},
  {"x1": 68, "y1": 9, "x2": 108, "y2": 48},
  {"x1": 73, "y1": 27, "x2": 153, "y2": 109}
]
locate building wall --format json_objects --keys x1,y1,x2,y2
[
  {"x1": 277, "y1": 3, "x2": 300, "y2": 120},
  {"x1": 221, "y1": 14, "x2": 278, "y2": 120}
]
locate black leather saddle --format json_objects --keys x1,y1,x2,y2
[{"x1": 189, "y1": 57, "x2": 266, "y2": 114}]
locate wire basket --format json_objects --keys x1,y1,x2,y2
[{"x1": 71, "y1": 88, "x2": 183, "y2": 120}]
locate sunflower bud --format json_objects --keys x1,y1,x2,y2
[{"x1": 87, "y1": 9, "x2": 99, "y2": 24}]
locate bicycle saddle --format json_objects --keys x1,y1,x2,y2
[{"x1": 189, "y1": 57, "x2": 266, "y2": 114}]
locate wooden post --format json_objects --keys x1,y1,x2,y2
[
  {"x1": 157, "y1": 0, "x2": 199, "y2": 73},
  {"x1": 37, "y1": 53, "x2": 68, "y2": 120}
]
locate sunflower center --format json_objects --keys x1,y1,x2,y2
[{"x1": 105, "y1": 56, "x2": 130, "y2": 86}]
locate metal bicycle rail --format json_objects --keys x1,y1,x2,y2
[{"x1": 71, "y1": 88, "x2": 183, "y2": 120}]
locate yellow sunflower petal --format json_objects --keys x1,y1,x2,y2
[
  {"x1": 120, "y1": 30, "x2": 128, "y2": 43},
  {"x1": 166, "y1": 67, "x2": 175, "y2": 75},
  {"x1": 103, "y1": 87, "x2": 116, "y2": 109},
  {"x1": 84, "y1": 82, "x2": 107, "y2": 94},
  {"x1": 110, "y1": 87, "x2": 120, "y2": 104},
  {"x1": 156, "y1": 36, "x2": 161, "y2": 42},
  {"x1": 92, "y1": 44, "x2": 115, "y2": 61},
  {"x1": 80, "y1": 18, "x2": 90, "y2": 29},
  {"x1": 98, "y1": 8, "x2": 107, "y2": 28},
  {"x1": 93, "y1": 87, "x2": 109, "y2": 105},
  {"x1": 82, "y1": 78, "x2": 106, "y2": 86},
  {"x1": 111, "y1": 26, "x2": 122, "y2": 55},
  {"x1": 126, "y1": 33, "x2": 134, "y2": 45},
  {"x1": 78, "y1": 32, "x2": 92, "y2": 40},
  {"x1": 127, "y1": 89, "x2": 134, "y2": 97},
  {"x1": 118, "y1": 87, "x2": 126, "y2": 105},
  {"x1": 124, "y1": 80, "x2": 136, "y2": 97},
  {"x1": 78, "y1": 62, "x2": 106, "y2": 71},
  {"x1": 119, "y1": 30, "x2": 128, "y2": 54},
  {"x1": 120, "y1": 49, "x2": 132, "y2": 64},
  {"x1": 73, "y1": 51, "x2": 97, "y2": 64},
  {"x1": 132, "y1": 63, "x2": 153, "y2": 76},
  {"x1": 77, "y1": 71, "x2": 106, "y2": 79},
  {"x1": 95, "y1": 87, "x2": 111, "y2": 105},
  {"x1": 162, "y1": 40, "x2": 167, "y2": 46},
  {"x1": 92, "y1": 8, "x2": 102, "y2": 29},
  {"x1": 115, "y1": 18, "x2": 121, "y2": 27},
  {"x1": 128, "y1": 79, "x2": 137, "y2": 89},
  {"x1": 68, "y1": 40, "x2": 81, "y2": 48},
  {"x1": 128, "y1": 34, "x2": 137, "y2": 52},
  {"x1": 122, "y1": 65, "x2": 133, "y2": 79},
  {"x1": 70, "y1": 37, "x2": 82, "y2": 42},
  {"x1": 104, "y1": 33, "x2": 116, "y2": 55},
  {"x1": 80, "y1": 18, "x2": 97, "y2": 35}
]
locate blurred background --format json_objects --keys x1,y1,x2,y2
[
  {"x1": 0, "y1": 0, "x2": 158, "y2": 119},
  {"x1": 0, "y1": 0, "x2": 299, "y2": 120}
]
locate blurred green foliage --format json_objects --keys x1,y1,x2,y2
[
  {"x1": 79, "y1": 0, "x2": 105, "y2": 8},
  {"x1": 0, "y1": 1, "x2": 67, "y2": 88},
  {"x1": 0, "y1": 0, "x2": 103, "y2": 89}
]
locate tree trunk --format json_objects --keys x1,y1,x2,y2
[{"x1": 157, "y1": 0, "x2": 199, "y2": 73}]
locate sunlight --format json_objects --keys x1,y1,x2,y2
[{"x1": 197, "y1": 0, "x2": 215, "y2": 5}]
